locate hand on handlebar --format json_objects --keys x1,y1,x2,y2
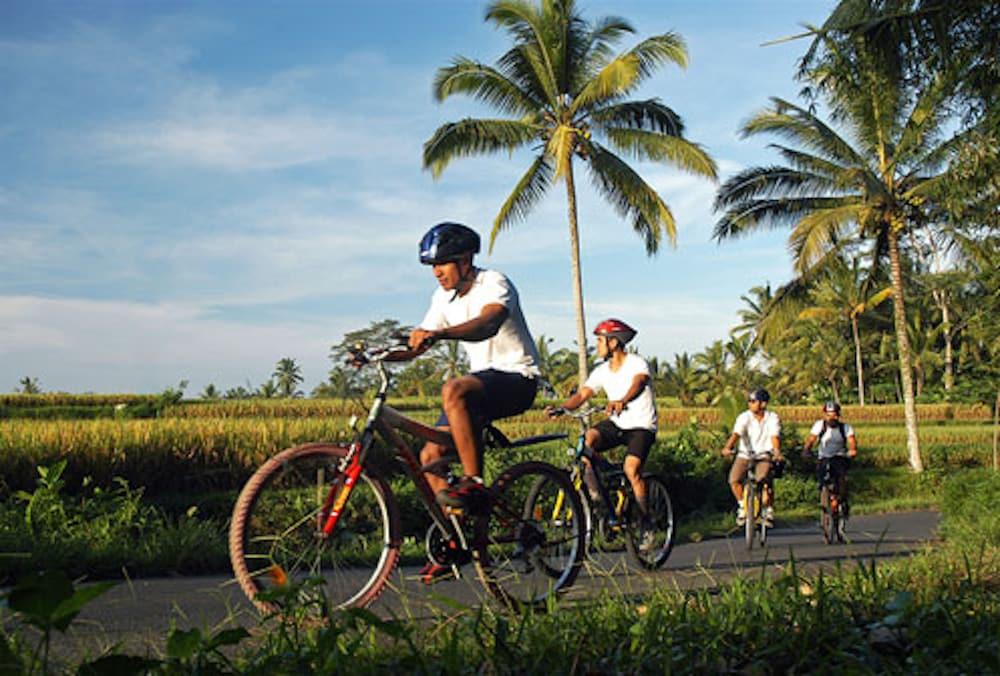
[
  {"x1": 721, "y1": 447, "x2": 734, "y2": 458},
  {"x1": 605, "y1": 400, "x2": 626, "y2": 416},
  {"x1": 544, "y1": 405, "x2": 566, "y2": 419},
  {"x1": 408, "y1": 328, "x2": 437, "y2": 351}
]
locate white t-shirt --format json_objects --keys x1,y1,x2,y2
[
  {"x1": 419, "y1": 268, "x2": 540, "y2": 377},
  {"x1": 584, "y1": 354, "x2": 657, "y2": 431},
  {"x1": 732, "y1": 410, "x2": 781, "y2": 458},
  {"x1": 809, "y1": 420, "x2": 855, "y2": 459}
]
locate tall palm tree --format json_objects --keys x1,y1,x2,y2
[
  {"x1": 272, "y1": 358, "x2": 303, "y2": 398},
  {"x1": 713, "y1": 29, "x2": 967, "y2": 471},
  {"x1": 797, "y1": 255, "x2": 892, "y2": 405},
  {"x1": 423, "y1": 0, "x2": 717, "y2": 385}
]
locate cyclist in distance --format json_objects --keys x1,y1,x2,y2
[
  {"x1": 721, "y1": 388, "x2": 783, "y2": 526},
  {"x1": 544, "y1": 319, "x2": 658, "y2": 546},
  {"x1": 401, "y1": 222, "x2": 541, "y2": 583},
  {"x1": 802, "y1": 401, "x2": 858, "y2": 517}
]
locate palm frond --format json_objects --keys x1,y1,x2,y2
[
  {"x1": 487, "y1": 1, "x2": 560, "y2": 105},
  {"x1": 490, "y1": 155, "x2": 555, "y2": 251},
  {"x1": 788, "y1": 203, "x2": 864, "y2": 274},
  {"x1": 423, "y1": 118, "x2": 540, "y2": 178},
  {"x1": 589, "y1": 99, "x2": 684, "y2": 135},
  {"x1": 586, "y1": 142, "x2": 676, "y2": 252},
  {"x1": 714, "y1": 166, "x2": 841, "y2": 210},
  {"x1": 744, "y1": 98, "x2": 875, "y2": 176},
  {"x1": 714, "y1": 195, "x2": 858, "y2": 242},
  {"x1": 603, "y1": 128, "x2": 717, "y2": 179},
  {"x1": 433, "y1": 58, "x2": 542, "y2": 115}
]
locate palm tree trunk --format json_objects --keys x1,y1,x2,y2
[
  {"x1": 887, "y1": 227, "x2": 923, "y2": 472},
  {"x1": 941, "y1": 300, "x2": 954, "y2": 391},
  {"x1": 564, "y1": 159, "x2": 589, "y2": 386},
  {"x1": 851, "y1": 315, "x2": 866, "y2": 406}
]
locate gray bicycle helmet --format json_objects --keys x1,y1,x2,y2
[
  {"x1": 823, "y1": 401, "x2": 841, "y2": 413},
  {"x1": 419, "y1": 222, "x2": 481, "y2": 265},
  {"x1": 748, "y1": 388, "x2": 771, "y2": 403}
]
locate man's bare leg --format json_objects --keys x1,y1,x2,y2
[{"x1": 441, "y1": 375, "x2": 487, "y2": 478}]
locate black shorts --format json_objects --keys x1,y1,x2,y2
[
  {"x1": 590, "y1": 419, "x2": 656, "y2": 463},
  {"x1": 817, "y1": 456, "x2": 850, "y2": 485},
  {"x1": 435, "y1": 369, "x2": 538, "y2": 433}
]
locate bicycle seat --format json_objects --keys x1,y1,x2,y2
[{"x1": 420, "y1": 454, "x2": 460, "y2": 477}]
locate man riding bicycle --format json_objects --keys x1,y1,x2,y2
[
  {"x1": 401, "y1": 222, "x2": 541, "y2": 583},
  {"x1": 721, "y1": 388, "x2": 783, "y2": 526},
  {"x1": 802, "y1": 401, "x2": 858, "y2": 517},
  {"x1": 544, "y1": 319, "x2": 658, "y2": 548}
]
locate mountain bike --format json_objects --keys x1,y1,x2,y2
[
  {"x1": 543, "y1": 406, "x2": 675, "y2": 569},
  {"x1": 228, "y1": 342, "x2": 586, "y2": 614},
  {"x1": 810, "y1": 453, "x2": 849, "y2": 544},
  {"x1": 736, "y1": 454, "x2": 772, "y2": 550}
]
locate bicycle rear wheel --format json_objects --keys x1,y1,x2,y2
[
  {"x1": 475, "y1": 461, "x2": 585, "y2": 610},
  {"x1": 624, "y1": 475, "x2": 676, "y2": 569},
  {"x1": 229, "y1": 443, "x2": 401, "y2": 614}
]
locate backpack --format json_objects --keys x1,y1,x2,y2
[{"x1": 822, "y1": 420, "x2": 846, "y2": 443}]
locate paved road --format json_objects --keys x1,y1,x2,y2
[{"x1": 54, "y1": 510, "x2": 938, "y2": 659}]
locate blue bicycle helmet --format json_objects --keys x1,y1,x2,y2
[
  {"x1": 419, "y1": 222, "x2": 481, "y2": 265},
  {"x1": 748, "y1": 388, "x2": 771, "y2": 403}
]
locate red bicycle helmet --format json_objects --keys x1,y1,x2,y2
[{"x1": 593, "y1": 318, "x2": 637, "y2": 346}]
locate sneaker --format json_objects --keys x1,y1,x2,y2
[
  {"x1": 418, "y1": 561, "x2": 453, "y2": 585},
  {"x1": 736, "y1": 504, "x2": 746, "y2": 526},
  {"x1": 763, "y1": 506, "x2": 774, "y2": 525},
  {"x1": 436, "y1": 476, "x2": 488, "y2": 513}
]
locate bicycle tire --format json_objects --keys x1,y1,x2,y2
[
  {"x1": 820, "y1": 486, "x2": 833, "y2": 545},
  {"x1": 623, "y1": 474, "x2": 676, "y2": 569},
  {"x1": 524, "y1": 472, "x2": 593, "y2": 560},
  {"x1": 758, "y1": 492, "x2": 768, "y2": 547},
  {"x1": 744, "y1": 480, "x2": 755, "y2": 550},
  {"x1": 229, "y1": 443, "x2": 401, "y2": 614},
  {"x1": 474, "y1": 461, "x2": 586, "y2": 610}
]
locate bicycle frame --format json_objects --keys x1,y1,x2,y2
[{"x1": 321, "y1": 351, "x2": 461, "y2": 546}]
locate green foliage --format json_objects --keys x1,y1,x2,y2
[
  {"x1": 940, "y1": 469, "x2": 1000, "y2": 548},
  {"x1": 0, "y1": 462, "x2": 226, "y2": 580}
]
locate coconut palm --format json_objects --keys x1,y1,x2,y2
[
  {"x1": 661, "y1": 352, "x2": 700, "y2": 405},
  {"x1": 18, "y1": 376, "x2": 41, "y2": 394},
  {"x1": 694, "y1": 340, "x2": 728, "y2": 400},
  {"x1": 797, "y1": 255, "x2": 892, "y2": 406},
  {"x1": 712, "y1": 24, "x2": 971, "y2": 471},
  {"x1": 423, "y1": 0, "x2": 717, "y2": 385},
  {"x1": 272, "y1": 358, "x2": 303, "y2": 398}
]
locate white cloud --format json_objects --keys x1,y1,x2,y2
[{"x1": 0, "y1": 295, "x2": 353, "y2": 394}]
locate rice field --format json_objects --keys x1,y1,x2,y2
[{"x1": 1, "y1": 398, "x2": 994, "y2": 496}]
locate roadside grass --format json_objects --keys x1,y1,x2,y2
[{"x1": 2, "y1": 471, "x2": 997, "y2": 674}]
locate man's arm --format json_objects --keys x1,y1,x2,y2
[
  {"x1": 606, "y1": 373, "x2": 649, "y2": 416},
  {"x1": 721, "y1": 432, "x2": 740, "y2": 456},
  {"x1": 802, "y1": 433, "x2": 819, "y2": 457},
  {"x1": 409, "y1": 304, "x2": 508, "y2": 350},
  {"x1": 547, "y1": 386, "x2": 596, "y2": 417},
  {"x1": 847, "y1": 432, "x2": 858, "y2": 458}
]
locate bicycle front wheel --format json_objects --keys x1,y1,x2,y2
[
  {"x1": 474, "y1": 461, "x2": 586, "y2": 610},
  {"x1": 229, "y1": 443, "x2": 401, "y2": 614},
  {"x1": 624, "y1": 474, "x2": 676, "y2": 569},
  {"x1": 820, "y1": 486, "x2": 833, "y2": 545}
]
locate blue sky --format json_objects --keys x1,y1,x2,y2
[{"x1": 1, "y1": 0, "x2": 836, "y2": 395}]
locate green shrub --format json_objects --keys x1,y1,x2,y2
[{"x1": 940, "y1": 469, "x2": 1000, "y2": 548}]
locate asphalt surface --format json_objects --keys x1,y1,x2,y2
[{"x1": 44, "y1": 510, "x2": 939, "y2": 660}]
